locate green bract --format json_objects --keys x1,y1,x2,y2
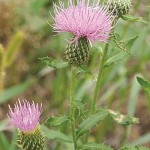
[
  {"x1": 17, "y1": 126, "x2": 45, "y2": 150},
  {"x1": 65, "y1": 37, "x2": 90, "y2": 65}
]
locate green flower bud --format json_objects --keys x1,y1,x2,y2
[
  {"x1": 108, "y1": 0, "x2": 132, "y2": 17},
  {"x1": 65, "y1": 37, "x2": 90, "y2": 65}
]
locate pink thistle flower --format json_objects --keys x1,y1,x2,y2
[
  {"x1": 8, "y1": 100, "x2": 42, "y2": 132},
  {"x1": 53, "y1": 0, "x2": 114, "y2": 43}
]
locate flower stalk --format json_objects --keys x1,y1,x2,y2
[
  {"x1": 70, "y1": 65, "x2": 78, "y2": 149},
  {"x1": 90, "y1": 43, "x2": 109, "y2": 114}
]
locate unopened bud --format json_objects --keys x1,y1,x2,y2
[{"x1": 108, "y1": 0, "x2": 132, "y2": 17}]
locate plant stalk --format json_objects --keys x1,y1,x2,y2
[
  {"x1": 90, "y1": 43, "x2": 109, "y2": 114},
  {"x1": 70, "y1": 65, "x2": 78, "y2": 149}
]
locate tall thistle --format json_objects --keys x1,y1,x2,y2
[
  {"x1": 53, "y1": 0, "x2": 113, "y2": 65},
  {"x1": 8, "y1": 100, "x2": 45, "y2": 150}
]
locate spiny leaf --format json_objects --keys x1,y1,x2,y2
[
  {"x1": 137, "y1": 76, "x2": 150, "y2": 93},
  {"x1": 76, "y1": 109, "x2": 109, "y2": 138},
  {"x1": 121, "y1": 15, "x2": 148, "y2": 24},
  {"x1": 78, "y1": 143, "x2": 113, "y2": 150},
  {"x1": 40, "y1": 56, "x2": 69, "y2": 69},
  {"x1": 108, "y1": 109, "x2": 139, "y2": 126},
  {"x1": 41, "y1": 126, "x2": 73, "y2": 143},
  {"x1": 44, "y1": 116, "x2": 69, "y2": 127}
]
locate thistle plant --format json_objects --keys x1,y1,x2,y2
[
  {"x1": 5, "y1": 0, "x2": 148, "y2": 149},
  {"x1": 8, "y1": 100, "x2": 45, "y2": 150}
]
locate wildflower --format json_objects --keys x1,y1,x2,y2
[
  {"x1": 53, "y1": 0, "x2": 113, "y2": 65},
  {"x1": 8, "y1": 100, "x2": 44, "y2": 150},
  {"x1": 108, "y1": 0, "x2": 132, "y2": 17}
]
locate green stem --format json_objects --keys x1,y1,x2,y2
[
  {"x1": 70, "y1": 65, "x2": 78, "y2": 150},
  {"x1": 90, "y1": 43, "x2": 109, "y2": 114}
]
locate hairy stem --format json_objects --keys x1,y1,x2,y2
[{"x1": 70, "y1": 65, "x2": 78, "y2": 149}]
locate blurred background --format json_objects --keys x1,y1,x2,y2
[{"x1": 0, "y1": 0, "x2": 150, "y2": 149}]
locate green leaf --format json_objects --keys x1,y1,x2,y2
[
  {"x1": 105, "y1": 52, "x2": 128, "y2": 67},
  {"x1": 73, "y1": 100, "x2": 85, "y2": 116},
  {"x1": 0, "y1": 79, "x2": 34, "y2": 104},
  {"x1": 41, "y1": 126, "x2": 73, "y2": 143},
  {"x1": 77, "y1": 65, "x2": 96, "y2": 81},
  {"x1": 79, "y1": 143, "x2": 113, "y2": 150},
  {"x1": 40, "y1": 56, "x2": 69, "y2": 69},
  {"x1": 121, "y1": 146, "x2": 150, "y2": 150},
  {"x1": 112, "y1": 33, "x2": 135, "y2": 56},
  {"x1": 121, "y1": 15, "x2": 148, "y2": 24},
  {"x1": 108, "y1": 110, "x2": 139, "y2": 126},
  {"x1": 44, "y1": 116, "x2": 69, "y2": 127},
  {"x1": 76, "y1": 109, "x2": 109, "y2": 138},
  {"x1": 125, "y1": 35, "x2": 139, "y2": 50},
  {"x1": 137, "y1": 77, "x2": 150, "y2": 93}
]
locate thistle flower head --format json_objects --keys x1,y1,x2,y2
[
  {"x1": 8, "y1": 100, "x2": 42, "y2": 132},
  {"x1": 53, "y1": 0, "x2": 113, "y2": 43},
  {"x1": 108, "y1": 0, "x2": 132, "y2": 17}
]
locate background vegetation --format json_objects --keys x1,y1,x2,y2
[{"x1": 0, "y1": 0, "x2": 150, "y2": 149}]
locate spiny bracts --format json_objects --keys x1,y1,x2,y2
[
  {"x1": 65, "y1": 37, "x2": 90, "y2": 65},
  {"x1": 17, "y1": 126, "x2": 45, "y2": 150}
]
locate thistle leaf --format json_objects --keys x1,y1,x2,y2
[
  {"x1": 105, "y1": 52, "x2": 128, "y2": 67},
  {"x1": 121, "y1": 15, "x2": 148, "y2": 24},
  {"x1": 44, "y1": 116, "x2": 69, "y2": 127},
  {"x1": 137, "y1": 77, "x2": 150, "y2": 93},
  {"x1": 76, "y1": 109, "x2": 109, "y2": 138},
  {"x1": 40, "y1": 56, "x2": 69, "y2": 69},
  {"x1": 42, "y1": 126, "x2": 73, "y2": 143},
  {"x1": 108, "y1": 109, "x2": 139, "y2": 126},
  {"x1": 78, "y1": 143, "x2": 113, "y2": 150}
]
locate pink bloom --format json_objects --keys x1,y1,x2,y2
[
  {"x1": 53, "y1": 0, "x2": 113, "y2": 43},
  {"x1": 8, "y1": 100, "x2": 42, "y2": 132}
]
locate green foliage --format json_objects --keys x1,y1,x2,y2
[
  {"x1": 137, "y1": 77, "x2": 150, "y2": 93},
  {"x1": 78, "y1": 142, "x2": 113, "y2": 150},
  {"x1": 76, "y1": 109, "x2": 109, "y2": 138},
  {"x1": 40, "y1": 56, "x2": 69, "y2": 69},
  {"x1": 120, "y1": 146, "x2": 150, "y2": 150},
  {"x1": 42, "y1": 126, "x2": 73, "y2": 143},
  {"x1": 121, "y1": 15, "x2": 148, "y2": 24},
  {"x1": 44, "y1": 116, "x2": 69, "y2": 127}
]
